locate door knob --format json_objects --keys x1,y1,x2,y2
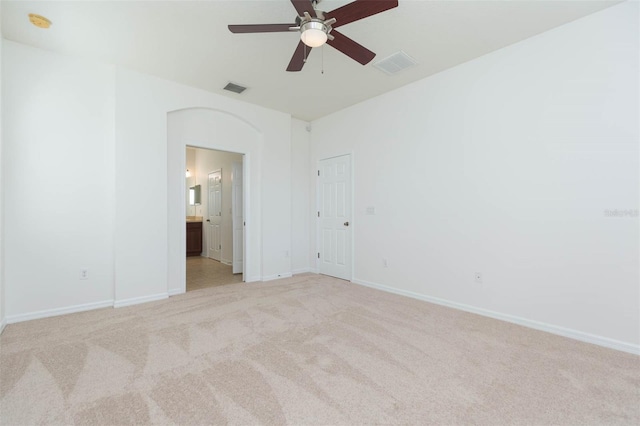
[{"x1": 344, "y1": 221, "x2": 349, "y2": 226}]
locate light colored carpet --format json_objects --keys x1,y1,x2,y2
[
  {"x1": 186, "y1": 256, "x2": 243, "y2": 292},
  {"x1": 1, "y1": 274, "x2": 638, "y2": 425}
]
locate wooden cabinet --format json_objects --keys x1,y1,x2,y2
[{"x1": 186, "y1": 222, "x2": 203, "y2": 256}]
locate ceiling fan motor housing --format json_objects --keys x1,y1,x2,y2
[{"x1": 300, "y1": 20, "x2": 328, "y2": 34}]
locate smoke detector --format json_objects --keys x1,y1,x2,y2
[{"x1": 29, "y1": 13, "x2": 52, "y2": 29}]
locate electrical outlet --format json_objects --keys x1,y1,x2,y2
[
  {"x1": 80, "y1": 268, "x2": 89, "y2": 280},
  {"x1": 474, "y1": 272, "x2": 483, "y2": 284}
]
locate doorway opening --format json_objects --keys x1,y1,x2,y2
[{"x1": 185, "y1": 146, "x2": 244, "y2": 291}]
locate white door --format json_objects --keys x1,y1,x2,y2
[
  {"x1": 318, "y1": 155, "x2": 352, "y2": 280},
  {"x1": 231, "y1": 161, "x2": 244, "y2": 275},
  {"x1": 207, "y1": 169, "x2": 222, "y2": 261}
]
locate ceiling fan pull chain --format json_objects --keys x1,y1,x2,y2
[{"x1": 321, "y1": 44, "x2": 324, "y2": 74}]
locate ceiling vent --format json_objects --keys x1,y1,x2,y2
[
  {"x1": 373, "y1": 51, "x2": 418, "y2": 75},
  {"x1": 223, "y1": 82, "x2": 247, "y2": 94}
]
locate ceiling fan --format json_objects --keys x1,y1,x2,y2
[{"x1": 228, "y1": 0, "x2": 399, "y2": 71}]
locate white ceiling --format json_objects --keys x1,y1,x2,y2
[{"x1": 1, "y1": 0, "x2": 621, "y2": 121}]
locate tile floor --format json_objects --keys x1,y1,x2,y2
[{"x1": 186, "y1": 256, "x2": 243, "y2": 292}]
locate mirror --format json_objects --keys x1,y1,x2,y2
[{"x1": 189, "y1": 185, "x2": 201, "y2": 206}]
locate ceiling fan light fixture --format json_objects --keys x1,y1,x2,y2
[{"x1": 300, "y1": 21, "x2": 328, "y2": 47}]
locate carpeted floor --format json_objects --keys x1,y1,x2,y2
[
  {"x1": 1, "y1": 274, "x2": 638, "y2": 425},
  {"x1": 186, "y1": 256, "x2": 243, "y2": 292}
]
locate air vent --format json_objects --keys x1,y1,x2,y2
[
  {"x1": 373, "y1": 51, "x2": 418, "y2": 75},
  {"x1": 223, "y1": 82, "x2": 247, "y2": 94}
]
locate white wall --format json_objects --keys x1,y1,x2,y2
[
  {"x1": 3, "y1": 41, "x2": 116, "y2": 319},
  {"x1": 122, "y1": 69, "x2": 292, "y2": 301},
  {"x1": 291, "y1": 118, "x2": 311, "y2": 274},
  {"x1": 194, "y1": 147, "x2": 243, "y2": 263},
  {"x1": 3, "y1": 41, "x2": 294, "y2": 318},
  {"x1": 310, "y1": 3, "x2": 639, "y2": 350}
]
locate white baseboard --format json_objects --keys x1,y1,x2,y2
[
  {"x1": 0, "y1": 317, "x2": 6, "y2": 334},
  {"x1": 6, "y1": 300, "x2": 114, "y2": 325},
  {"x1": 292, "y1": 267, "x2": 313, "y2": 275},
  {"x1": 221, "y1": 259, "x2": 232, "y2": 266},
  {"x1": 167, "y1": 288, "x2": 184, "y2": 296},
  {"x1": 352, "y1": 278, "x2": 640, "y2": 356},
  {"x1": 114, "y1": 293, "x2": 168, "y2": 308},
  {"x1": 262, "y1": 273, "x2": 293, "y2": 282}
]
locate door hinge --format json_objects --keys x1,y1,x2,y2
[
  {"x1": 317, "y1": 170, "x2": 320, "y2": 176},
  {"x1": 219, "y1": 245, "x2": 221, "y2": 249},
  {"x1": 317, "y1": 252, "x2": 320, "y2": 259},
  {"x1": 317, "y1": 211, "x2": 320, "y2": 217}
]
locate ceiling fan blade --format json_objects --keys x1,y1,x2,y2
[
  {"x1": 290, "y1": 0, "x2": 316, "y2": 18},
  {"x1": 327, "y1": 30, "x2": 375, "y2": 65},
  {"x1": 326, "y1": 0, "x2": 398, "y2": 28},
  {"x1": 228, "y1": 24, "x2": 294, "y2": 33},
  {"x1": 287, "y1": 41, "x2": 313, "y2": 72}
]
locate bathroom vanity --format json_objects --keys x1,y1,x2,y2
[{"x1": 186, "y1": 217, "x2": 203, "y2": 256}]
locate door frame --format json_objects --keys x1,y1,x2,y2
[
  {"x1": 315, "y1": 152, "x2": 355, "y2": 281},
  {"x1": 179, "y1": 146, "x2": 248, "y2": 294},
  {"x1": 231, "y1": 161, "x2": 244, "y2": 274}
]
